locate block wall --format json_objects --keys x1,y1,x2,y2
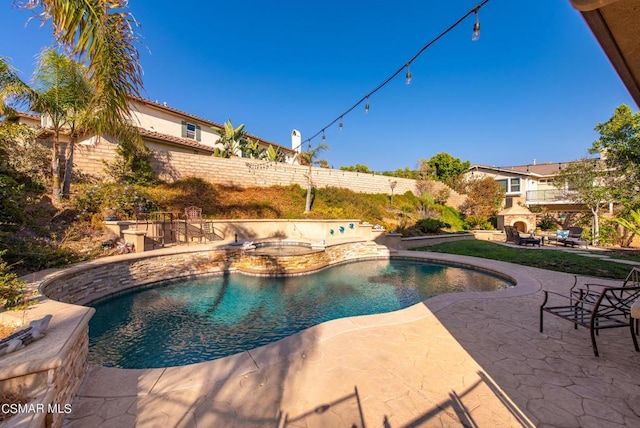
[{"x1": 72, "y1": 139, "x2": 466, "y2": 208}]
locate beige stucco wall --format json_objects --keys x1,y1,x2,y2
[{"x1": 129, "y1": 101, "x2": 221, "y2": 148}]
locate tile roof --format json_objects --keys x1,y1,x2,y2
[
  {"x1": 470, "y1": 159, "x2": 602, "y2": 177},
  {"x1": 12, "y1": 111, "x2": 41, "y2": 121},
  {"x1": 137, "y1": 128, "x2": 216, "y2": 153}
]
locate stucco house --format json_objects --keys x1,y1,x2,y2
[
  {"x1": 125, "y1": 97, "x2": 298, "y2": 163},
  {"x1": 465, "y1": 161, "x2": 601, "y2": 211},
  {"x1": 465, "y1": 160, "x2": 604, "y2": 232},
  {"x1": 10, "y1": 96, "x2": 298, "y2": 178}
]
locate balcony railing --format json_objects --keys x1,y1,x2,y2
[{"x1": 526, "y1": 189, "x2": 574, "y2": 203}]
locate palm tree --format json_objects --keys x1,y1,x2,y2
[
  {"x1": 0, "y1": 57, "x2": 33, "y2": 118},
  {"x1": 21, "y1": 1, "x2": 144, "y2": 138},
  {"x1": 29, "y1": 48, "x2": 93, "y2": 200},
  {"x1": 299, "y1": 142, "x2": 329, "y2": 214},
  {"x1": 6, "y1": 1, "x2": 145, "y2": 198}
]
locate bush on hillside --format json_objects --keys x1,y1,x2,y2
[
  {"x1": 0, "y1": 250, "x2": 32, "y2": 310},
  {"x1": 434, "y1": 187, "x2": 450, "y2": 205},
  {"x1": 74, "y1": 183, "x2": 156, "y2": 220},
  {"x1": 416, "y1": 218, "x2": 451, "y2": 233},
  {"x1": 0, "y1": 175, "x2": 24, "y2": 225}
]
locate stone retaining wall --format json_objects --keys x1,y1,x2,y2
[
  {"x1": 49, "y1": 324, "x2": 89, "y2": 428},
  {"x1": 0, "y1": 302, "x2": 93, "y2": 428}
]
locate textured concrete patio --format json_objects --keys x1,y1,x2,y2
[{"x1": 60, "y1": 251, "x2": 640, "y2": 427}]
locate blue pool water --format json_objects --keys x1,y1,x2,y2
[{"x1": 88, "y1": 259, "x2": 512, "y2": 368}]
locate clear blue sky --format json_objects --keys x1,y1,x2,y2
[{"x1": 1, "y1": 0, "x2": 636, "y2": 172}]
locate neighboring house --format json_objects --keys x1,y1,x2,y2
[
  {"x1": 465, "y1": 161, "x2": 599, "y2": 211},
  {"x1": 11, "y1": 96, "x2": 298, "y2": 164},
  {"x1": 464, "y1": 160, "x2": 604, "y2": 232},
  {"x1": 126, "y1": 97, "x2": 298, "y2": 163}
]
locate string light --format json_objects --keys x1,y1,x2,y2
[
  {"x1": 301, "y1": 0, "x2": 491, "y2": 147},
  {"x1": 472, "y1": 8, "x2": 481, "y2": 41}
]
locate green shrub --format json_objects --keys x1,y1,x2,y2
[
  {"x1": 74, "y1": 183, "x2": 156, "y2": 220},
  {"x1": 0, "y1": 250, "x2": 32, "y2": 310},
  {"x1": 103, "y1": 140, "x2": 156, "y2": 185},
  {"x1": 416, "y1": 218, "x2": 450, "y2": 233},
  {"x1": 466, "y1": 215, "x2": 493, "y2": 230},
  {"x1": 439, "y1": 205, "x2": 468, "y2": 230},
  {"x1": 537, "y1": 215, "x2": 558, "y2": 231},
  {"x1": 0, "y1": 174, "x2": 24, "y2": 225}
]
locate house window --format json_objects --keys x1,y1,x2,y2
[
  {"x1": 181, "y1": 121, "x2": 201, "y2": 141},
  {"x1": 186, "y1": 123, "x2": 196, "y2": 139},
  {"x1": 496, "y1": 178, "x2": 521, "y2": 194},
  {"x1": 510, "y1": 178, "x2": 520, "y2": 192}
]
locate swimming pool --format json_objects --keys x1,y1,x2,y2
[{"x1": 88, "y1": 258, "x2": 513, "y2": 368}]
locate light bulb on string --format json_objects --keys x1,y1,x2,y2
[
  {"x1": 472, "y1": 8, "x2": 480, "y2": 41},
  {"x1": 303, "y1": 2, "x2": 490, "y2": 149},
  {"x1": 322, "y1": 131, "x2": 326, "y2": 144}
]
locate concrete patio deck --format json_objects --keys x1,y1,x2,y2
[{"x1": 57, "y1": 250, "x2": 640, "y2": 427}]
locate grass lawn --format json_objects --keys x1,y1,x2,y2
[{"x1": 413, "y1": 240, "x2": 634, "y2": 279}]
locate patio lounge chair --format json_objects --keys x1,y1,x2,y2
[
  {"x1": 558, "y1": 227, "x2": 586, "y2": 248},
  {"x1": 540, "y1": 268, "x2": 640, "y2": 356},
  {"x1": 504, "y1": 225, "x2": 540, "y2": 246},
  {"x1": 546, "y1": 229, "x2": 568, "y2": 245}
]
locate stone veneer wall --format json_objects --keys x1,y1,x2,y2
[
  {"x1": 70, "y1": 139, "x2": 466, "y2": 209},
  {"x1": 41, "y1": 241, "x2": 387, "y2": 306},
  {"x1": 50, "y1": 325, "x2": 89, "y2": 428},
  {"x1": 0, "y1": 307, "x2": 92, "y2": 428}
]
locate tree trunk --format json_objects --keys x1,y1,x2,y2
[
  {"x1": 51, "y1": 135, "x2": 61, "y2": 203},
  {"x1": 591, "y1": 207, "x2": 600, "y2": 246},
  {"x1": 62, "y1": 137, "x2": 75, "y2": 199},
  {"x1": 304, "y1": 163, "x2": 313, "y2": 213}
]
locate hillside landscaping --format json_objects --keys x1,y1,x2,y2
[{"x1": 0, "y1": 177, "x2": 466, "y2": 277}]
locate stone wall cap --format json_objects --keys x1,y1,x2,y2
[{"x1": 0, "y1": 300, "x2": 94, "y2": 381}]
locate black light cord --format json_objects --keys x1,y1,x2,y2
[{"x1": 300, "y1": 0, "x2": 491, "y2": 149}]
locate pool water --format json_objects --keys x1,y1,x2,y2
[{"x1": 88, "y1": 259, "x2": 512, "y2": 368}]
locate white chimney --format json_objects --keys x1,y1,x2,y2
[{"x1": 291, "y1": 129, "x2": 301, "y2": 153}]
